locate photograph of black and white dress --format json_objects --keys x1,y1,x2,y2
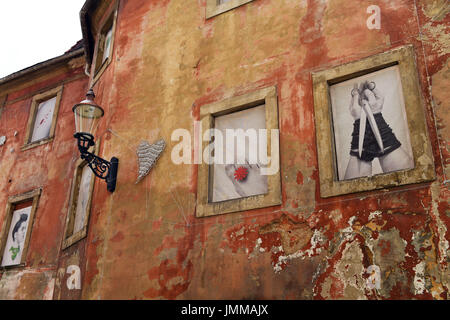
[{"x1": 330, "y1": 65, "x2": 415, "y2": 181}]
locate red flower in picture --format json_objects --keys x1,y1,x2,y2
[{"x1": 234, "y1": 167, "x2": 248, "y2": 181}]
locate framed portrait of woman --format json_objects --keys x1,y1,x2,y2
[
  {"x1": 312, "y1": 45, "x2": 435, "y2": 198},
  {"x1": 0, "y1": 189, "x2": 41, "y2": 268}
]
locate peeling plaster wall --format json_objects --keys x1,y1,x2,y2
[
  {"x1": 0, "y1": 57, "x2": 89, "y2": 299},
  {"x1": 1, "y1": 0, "x2": 448, "y2": 300},
  {"x1": 74, "y1": 0, "x2": 449, "y2": 300}
]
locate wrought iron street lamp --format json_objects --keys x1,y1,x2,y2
[{"x1": 73, "y1": 89, "x2": 118, "y2": 192}]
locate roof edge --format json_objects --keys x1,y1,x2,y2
[
  {"x1": 80, "y1": 0, "x2": 98, "y2": 67},
  {"x1": 0, "y1": 48, "x2": 84, "y2": 87}
]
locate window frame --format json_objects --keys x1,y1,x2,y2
[
  {"x1": 62, "y1": 143, "x2": 98, "y2": 249},
  {"x1": 311, "y1": 45, "x2": 436, "y2": 198},
  {"x1": 196, "y1": 86, "x2": 281, "y2": 218},
  {"x1": 22, "y1": 85, "x2": 63, "y2": 151},
  {"x1": 206, "y1": 0, "x2": 254, "y2": 19},
  {"x1": 91, "y1": 2, "x2": 119, "y2": 85},
  {"x1": 0, "y1": 188, "x2": 41, "y2": 270}
]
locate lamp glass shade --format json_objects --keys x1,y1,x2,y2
[{"x1": 73, "y1": 98, "x2": 104, "y2": 137}]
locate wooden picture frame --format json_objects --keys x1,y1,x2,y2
[
  {"x1": 0, "y1": 188, "x2": 41, "y2": 269},
  {"x1": 312, "y1": 45, "x2": 435, "y2": 198},
  {"x1": 62, "y1": 143, "x2": 98, "y2": 249},
  {"x1": 92, "y1": 0, "x2": 119, "y2": 85},
  {"x1": 206, "y1": 0, "x2": 254, "y2": 19},
  {"x1": 22, "y1": 85, "x2": 63, "y2": 151},
  {"x1": 196, "y1": 86, "x2": 281, "y2": 217}
]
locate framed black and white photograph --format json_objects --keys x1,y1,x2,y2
[
  {"x1": 330, "y1": 65, "x2": 414, "y2": 181},
  {"x1": 212, "y1": 105, "x2": 268, "y2": 202},
  {"x1": 312, "y1": 45, "x2": 435, "y2": 198},
  {"x1": 30, "y1": 96, "x2": 57, "y2": 143},
  {"x1": 196, "y1": 86, "x2": 281, "y2": 217},
  {"x1": 0, "y1": 189, "x2": 41, "y2": 268},
  {"x1": 62, "y1": 144, "x2": 97, "y2": 250},
  {"x1": 1, "y1": 206, "x2": 32, "y2": 267},
  {"x1": 23, "y1": 85, "x2": 63, "y2": 150}
]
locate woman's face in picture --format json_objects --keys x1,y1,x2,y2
[{"x1": 16, "y1": 223, "x2": 27, "y2": 244}]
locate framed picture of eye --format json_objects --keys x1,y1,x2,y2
[
  {"x1": 22, "y1": 85, "x2": 63, "y2": 150},
  {"x1": 312, "y1": 45, "x2": 435, "y2": 198},
  {"x1": 0, "y1": 189, "x2": 41, "y2": 268}
]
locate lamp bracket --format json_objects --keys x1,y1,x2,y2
[{"x1": 74, "y1": 132, "x2": 118, "y2": 192}]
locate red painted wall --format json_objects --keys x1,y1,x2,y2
[
  {"x1": 0, "y1": 0, "x2": 448, "y2": 300},
  {"x1": 0, "y1": 55, "x2": 89, "y2": 299}
]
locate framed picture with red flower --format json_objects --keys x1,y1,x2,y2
[{"x1": 196, "y1": 86, "x2": 281, "y2": 218}]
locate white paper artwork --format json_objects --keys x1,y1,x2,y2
[
  {"x1": 73, "y1": 164, "x2": 93, "y2": 234},
  {"x1": 330, "y1": 66, "x2": 414, "y2": 181},
  {"x1": 1, "y1": 206, "x2": 32, "y2": 267},
  {"x1": 102, "y1": 27, "x2": 113, "y2": 64},
  {"x1": 30, "y1": 96, "x2": 57, "y2": 142},
  {"x1": 212, "y1": 105, "x2": 268, "y2": 202}
]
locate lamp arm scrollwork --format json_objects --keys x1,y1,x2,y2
[
  {"x1": 74, "y1": 132, "x2": 119, "y2": 192},
  {"x1": 81, "y1": 152, "x2": 111, "y2": 179}
]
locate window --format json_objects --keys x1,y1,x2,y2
[
  {"x1": 196, "y1": 86, "x2": 281, "y2": 217},
  {"x1": 92, "y1": 4, "x2": 118, "y2": 84},
  {"x1": 101, "y1": 27, "x2": 113, "y2": 64},
  {"x1": 30, "y1": 96, "x2": 57, "y2": 142},
  {"x1": 0, "y1": 189, "x2": 41, "y2": 268},
  {"x1": 312, "y1": 45, "x2": 435, "y2": 197},
  {"x1": 330, "y1": 65, "x2": 414, "y2": 181},
  {"x1": 62, "y1": 145, "x2": 97, "y2": 249},
  {"x1": 22, "y1": 86, "x2": 63, "y2": 150},
  {"x1": 206, "y1": 0, "x2": 254, "y2": 19}
]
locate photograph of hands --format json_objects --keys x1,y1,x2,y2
[
  {"x1": 211, "y1": 105, "x2": 268, "y2": 202},
  {"x1": 330, "y1": 65, "x2": 414, "y2": 181}
]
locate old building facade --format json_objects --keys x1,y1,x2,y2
[
  {"x1": 0, "y1": 0, "x2": 449, "y2": 299},
  {"x1": 0, "y1": 43, "x2": 88, "y2": 299}
]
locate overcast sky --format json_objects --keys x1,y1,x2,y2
[{"x1": 0, "y1": 0, "x2": 86, "y2": 78}]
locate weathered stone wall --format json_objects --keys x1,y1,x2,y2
[
  {"x1": 1, "y1": 0, "x2": 448, "y2": 300},
  {"x1": 71, "y1": 0, "x2": 448, "y2": 299}
]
